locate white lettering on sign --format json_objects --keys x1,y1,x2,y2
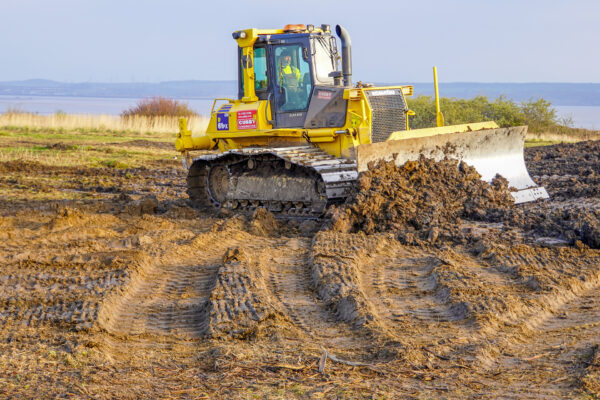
[
  {"x1": 369, "y1": 89, "x2": 397, "y2": 96},
  {"x1": 237, "y1": 110, "x2": 257, "y2": 130},
  {"x1": 317, "y1": 90, "x2": 333, "y2": 100}
]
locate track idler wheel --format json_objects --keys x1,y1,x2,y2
[{"x1": 206, "y1": 165, "x2": 230, "y2": 206}]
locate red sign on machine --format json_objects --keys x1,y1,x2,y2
[
  {"x1": 237, "y1": 110, "x2": 257, "y2": 130},
  {"x1": 317, "y1": 90, "x2": 333, "y2": 100}
]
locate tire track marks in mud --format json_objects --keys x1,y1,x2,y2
[
  {"x1": 319, "y1": 229, "x2": 600, "y2": 376},
  {"x1": 354, "y1": 239, "x2": 484, "y2": 367},
  {"x1": 484, "y1": 280, "x2": 600, "y2": 398},
  {"x1": 361, "y1": 250, "x2": 469, "y2": 332},
  {"x1": 95, "y1": 221, "x2": 297, "y2": 361},
  {"x1": 263, "y1": 237, "x2": 366, "y2": 352},
  {"x1": 100, "y1": 231, "x2": 379, "y2": 362},
  {"x1": 97, "y1": 262, "x2": 218, "y2": 339},
  {"x1": 0, "y1": 263, "x2": 126, "y2": 332},
  {"x1": 439, "y1": 244, "x2": 600, "y2": 392},
  {"x1": 0, "y1": 259, "x2": 129, "y2": 368}
]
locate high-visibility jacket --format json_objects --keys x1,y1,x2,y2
[{"x1": 281, "y1": 64, "x2": 301, "y2": 85}]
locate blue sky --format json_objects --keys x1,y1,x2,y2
[{"x1": 1, "y1": 0, "x2": 598, "y2": 83}]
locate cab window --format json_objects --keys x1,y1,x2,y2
[
  {"x1": 238, "y1": 46, "x2": 269, "y2": 98},
  {"x1": 254, "y1": 47, "x2": 268, "y2": 91},
  {"x1": 274, "y1": 44, "x2": 312, "y2": 111},
  {"x1": 312, "y1": 36, "x2": 337, "y2": 85}
]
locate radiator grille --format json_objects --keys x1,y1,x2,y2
[{"x1": 365, "y1": 89, "x2": 408, "y2": 143}]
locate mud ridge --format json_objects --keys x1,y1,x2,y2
[
  {"x1": 207, "y1": 247, "x2": 285, "y2": 339},
  {"x1": 309, "y1": 231, "x2": 383, "y2": 329}
]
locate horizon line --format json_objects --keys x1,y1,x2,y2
[{"x1": 1, "y1": 79, "x2": 600, "y2": 85}]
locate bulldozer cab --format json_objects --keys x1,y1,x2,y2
[{"x1": 236, "y1": 26, "x2": 343, "y2": 129}]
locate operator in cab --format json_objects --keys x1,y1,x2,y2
[
  {"x1": 279, "y1": 49, "x2": 302, "y2": 85},
  {"x1": 278, "y1": 48, "x2": 306, "y2": 110}
]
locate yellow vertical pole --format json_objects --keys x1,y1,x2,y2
[
  {"x1": 433, "y1": 66, "x2": 444, "y2": 127},
  {"x1": 242, "y1": 46, "x2": 258, "y2": 102}
]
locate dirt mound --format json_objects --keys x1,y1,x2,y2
[
  {"x1": 122, "y1": 195, "x2": 158, "y2": 216},
  {"x1": 329, "y1": 158, "x2": 513, "y2": 245},
  {"x1": 211, "y1": 209, "x2": 288, "y2": 238},
  {"x1": 325, "y1": 150, "x2": 600, "y2": 249},
  {"x1": 248, "y1": 208, "x2": 280, "y2": 237}
]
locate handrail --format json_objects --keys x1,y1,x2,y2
[
  {"x1": 265, "y1": 93, "x2": 274, "y2": 126},
  {"x1": 210, "y1": 98, "x2": 235, "y2": 115}
]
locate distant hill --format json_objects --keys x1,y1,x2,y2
[
  {"x1": 0, "y1": 80, "x2": 237, "y2": 99},
  {"x1": 0, "y1": 80, "x2": 599, "y2": 106}
]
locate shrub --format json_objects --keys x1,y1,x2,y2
[
  {"x1": 121, "y1": 97, "x2": 198, "y2": 118},
  {"x1": 520, "y1": 98, "x2": 556, "y2": 133},
  {"x1": 406, "y1": 95, "x2": 560, "y2": 133}
]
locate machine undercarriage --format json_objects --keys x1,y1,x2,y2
[{"x1": 187, "y1": 146, "x2": 357, "y2": 217}]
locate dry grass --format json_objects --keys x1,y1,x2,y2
[
  {"x1": 0, "y1": 112, "x2": 209, "y2": 134},
  {"x1": 526, "y1": 130, "x2": 600, "y2": 144},
  {"x1": 0, "y1": 144, "x2": 175, "y2": 169}
]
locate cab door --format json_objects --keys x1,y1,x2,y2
[{"x1": 269, "y1": 39, "x2": 313, "y2": 128}]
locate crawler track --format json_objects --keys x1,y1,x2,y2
[{"x1": 187, "y1": 146, "x2": 357, "y2": 218}]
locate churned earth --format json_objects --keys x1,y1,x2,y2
[{"x1": 1, "y1": 130, "x2": 600, "y2": 399}]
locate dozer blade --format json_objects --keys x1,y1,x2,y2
[{"x1": 356, "y1": 125, "x2": 549, "y2": 204}]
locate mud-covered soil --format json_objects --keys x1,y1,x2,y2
[
  {"x1": 2, "y1": 140, "x2": 600, "y2": 398},
  {"x1": 327, "y1": 158, "x2": 514, "y2": 245}
]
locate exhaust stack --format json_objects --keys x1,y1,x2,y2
[{"x1": 335, "y1": 25, "x2": 352, "y2": 87}]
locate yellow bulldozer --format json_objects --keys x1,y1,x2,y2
[{"x1": 175, "y1": 24, "x2": 548, "y2": 217}]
